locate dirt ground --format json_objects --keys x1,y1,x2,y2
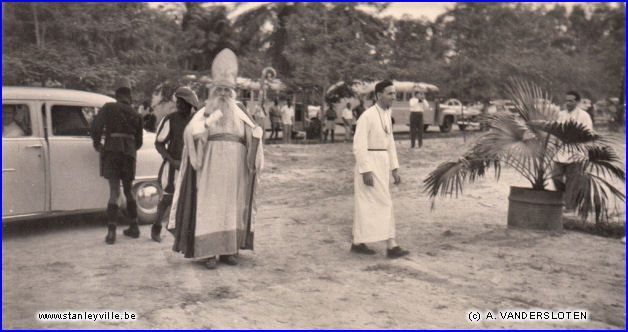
[{"x1": 3, "y1": 130, "x2": 626, "y2": 329}]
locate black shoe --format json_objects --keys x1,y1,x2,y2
[
  {"x1": 350, "y1": 243, "x2": 376, "y2": 255},
  {"x1": 151, "y1": 224, "x2": 162, "y2": 242},
  {"x1": 123, "y1": 222, "x2": 140, "y2": 238},
  {"x1": 205, "y1": 257, "x2": 217, "y2": 270},
  {"x1": 105, "y1": 225, "x2": 116, "y2": 245},
  {"x1": 387, "y1": 246, "x2": 409, "y2": 259},
  {"x1": 219, "y1": 255, "x2": 238, "y2": 265}
]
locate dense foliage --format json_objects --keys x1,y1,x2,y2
[{"x1": 3, "y1": 2, "x2": 625, "y2": 104}]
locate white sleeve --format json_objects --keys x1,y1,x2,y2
[
  {"x1": 388, "y1": 131, "x2": 399, "y2": 170},
  {"x1": 353, "y1": 113, "x2": 372, "y2": 173},
  {"x1": 155, "y1": 117, "x2": 170, "y2": 143},
  {"x1": 580, "y1": 111, "x2": 594, "y2": 131}
]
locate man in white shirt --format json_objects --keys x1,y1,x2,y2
[
  {"x1": 552, "y1": 90, "x2": 594, "y2": 211},
  {"x1": 281, "y1": 99, "x2": 295, "y2": 144},
  {"x1": 556, "y1": 91, "x2": 593, "y2": 131},
  {"x1": 351, "y1": 80, "x2": 409, "y2": 259},
  {"x1": 342, "y1": 102, "x2": 354, "y2": 141},
  {"x1": 408, "y1": 90, "x2": 429, "y2": 148}
]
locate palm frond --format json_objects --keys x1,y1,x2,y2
[
  {"x1": 423, "y1": 152, "x2": 499, "y2": 199},
  {"x1": 574, "y1": 145, "x2": 626, "y2": 181},
  {"x1": 544, "y1": 120, "x2": 600, "y2": 146},
  {"x1": 567, "y1": 166, "x2": 626, "y2": 222},
  {"x1": 506, "y1": 78, "x2": 559, "y2": 122}
]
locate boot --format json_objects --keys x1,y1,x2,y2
[
  {"x1": 123, "y1": 221, "x2": 140, "y2": 238},
  {"x1": 151, "y1": 223, "x2": 162, "y2": 242},
  {"x1": 151, "y1": 195, "x2": 171, "y2": 242},
  {"x1": 123, "y1": 200, "x2": 140, "y2": 238},
  {"x1": 105, "y1": 204, "x2": 118, "y2": 244},
  {"x1": 105, "y1": 224, "x2": 116, "y2": 244}
]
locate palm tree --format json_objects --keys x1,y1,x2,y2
[{"x1": 424, "y1": 79, "x2": 625, "y2": 223}]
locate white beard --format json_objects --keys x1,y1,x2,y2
[{"x1": 205, "y1": 95, "x2": 242, "y2": 134}]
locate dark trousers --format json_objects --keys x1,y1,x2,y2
[
  {"x1": 155, "y1": 164, "x2": 176, "y2": 226},
  {"x1": 410, "y1": 112, "x2": 424, "y2": 148},
  {"x1": 552, "y1": 162, "x2": 577, "y2": 210}
]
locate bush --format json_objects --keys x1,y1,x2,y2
[{"x1": 563, "y1": 216, "x2": 626, "y2": 238}]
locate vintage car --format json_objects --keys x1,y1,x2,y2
[
  {"x1": 2, "y1": 87, "x2": 163, "y2": 224},
  {"x1": 439, "y1": 98, "x2": 485, "y2": 131}
]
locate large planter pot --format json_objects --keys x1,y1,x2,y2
[{"x1": 507, "y1": 187, "x2": 564, "y2": 231}]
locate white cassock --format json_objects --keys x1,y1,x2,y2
[{"x1": 352, "y1": 104, "x2": 399, "y2": 243}]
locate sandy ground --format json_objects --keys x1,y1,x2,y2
[{"x1": 2, "y1": 129, "x2": 625, "y2": 329}]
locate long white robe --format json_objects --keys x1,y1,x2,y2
[
  {"x1": 168, "y1": 105, "x2": 264, "y2": 259},
  {"x1": 352, "y1": 104, "x2": 399, "y2": 243}
]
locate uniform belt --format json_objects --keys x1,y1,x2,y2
[
  {"x1": 207, "y1": 133, "x2": 246, "y2": 145},
  {"x1": 368, "y1": 148, "x2": 387, "y2": 151},
  {"x1": 110, "y1": 133, "x2": 134, "y2": 139}
]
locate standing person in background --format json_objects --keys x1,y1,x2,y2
[
  {"x1": 252, "y1": 102, "x2": 268, "y2": 143},
  {"x1": 151, "y1": 87, "x2": 198, "y2": 242},
  {"x1": 281, "y1": 99, "x2": 295, "y2": 144},
  {"x1": 324, "y1": 105, "x2": 337, "y2": 143},
  {"x1": 143, "y1": 102, "x2": 157, "y2": 132},
  {"x1": 342, "y1": 102, "x2": 354, "y2": 142},
  {"x1": 138, "y1": 100, "x2": 150, "y2": 118},
  {"x1": 91, "y1": 84, "x2": 143, "y2": 245},
  {"x1": 552, "y1": 90, "x2": 594, "y2": 212},
  {"x1": 408, "y1": 90, "x2": 428, "y2": 148},
  {"x1": 352, "y1": 99, "x2": 365, "y2": 134},
  {"x1": 351, "y1": 79, "x2": 409, "y2": 259},
  {"x1": 269, "y1": 99, "x2": 282, "y2": 142}
]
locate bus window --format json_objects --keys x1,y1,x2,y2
[
  {"x1": 240, "y1": 89, "x2": 251, "y2": 101},
  {"x1": 252, "y1": 90, "x2": 259, "y2": 101},
  {"x1": 396, "y1": 92, "x2": 404, "y2": 102}
]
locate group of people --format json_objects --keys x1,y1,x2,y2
[
  {"x1": 91, "y1": 49, "x2": 263, "y2": 269},
  {"x1": 314, "y1": 100, "x2": 366, "y2": 143},
  {"x1": 89, "y1": 47, "x2": 599, "y2": 269},
  {"x1": 90, "y1": 49, "x2": 408, "y2": 269},
  {"x1": 266, "y1": 98, "x2": 295, "y2": 143}
]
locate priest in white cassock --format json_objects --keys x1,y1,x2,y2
[
  {"x1": 351, "y1": 80, "x2": 409, "y2": 259},
  {"x1": 168, "y1": 49, "x2": 264, "y2": 269}
]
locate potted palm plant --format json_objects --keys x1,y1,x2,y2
[{"x1": 423, "y1": 79, "x2": 625, "y2": 230}]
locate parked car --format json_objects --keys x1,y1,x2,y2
[
  {"x1": 486, "y1": 99, "x2": 516, "y2": 114},
  {"x1": 2, "y1": 87, "x2": 163, "y2": 224},
  {"x1": 438, "y1": 98, "x2": 484, "y2": 131}
]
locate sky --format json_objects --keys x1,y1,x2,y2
[
  {"x1": 223, "y1": 2, "x2": 454, "y2": 21},
  {"x1": 223, "y1": 2, "x2": 596, "y2": 22},
  {"x1": 151, "y1": 2, "x2": 612, "y2": 23}
]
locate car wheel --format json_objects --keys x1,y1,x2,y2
[
  {"x1": 423, "y1": 124, "x2": 429, "y2": 132},
  {"x1": 439, "y1": 117, "x2": 453, "y2": 133},
  {"x1": 133, "y1": 180, "x2": 162, "y2": 225}
]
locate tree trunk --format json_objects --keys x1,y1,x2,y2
[{"x1": 31, "y1": 3, "x2": 41, "y2": 48}]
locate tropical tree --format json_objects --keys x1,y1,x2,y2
[{"x1": 424, "y1": 79, "x2": 625, "y2": 222}]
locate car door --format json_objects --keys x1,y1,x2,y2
[
  {"x1": 2, "y1": 101, "x2": 47, "y2": 216},
  {"x1": 45, "y1": 102, "x2": 109, "y2": 212}
]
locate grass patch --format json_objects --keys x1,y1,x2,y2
[{"x1": 563, "y1": 216, "x2": 626, "y2": 238}]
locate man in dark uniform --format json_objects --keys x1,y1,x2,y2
[
  {"x1": 92, "y1": 86, "x2": 143, "y2": 244},
  {"x1": 151, "y1": 87, "x2": 199, "y2": 242}
]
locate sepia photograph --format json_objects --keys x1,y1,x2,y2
[{"x1": 2, "y1": 2, "x2": 626, "y2": 329}]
